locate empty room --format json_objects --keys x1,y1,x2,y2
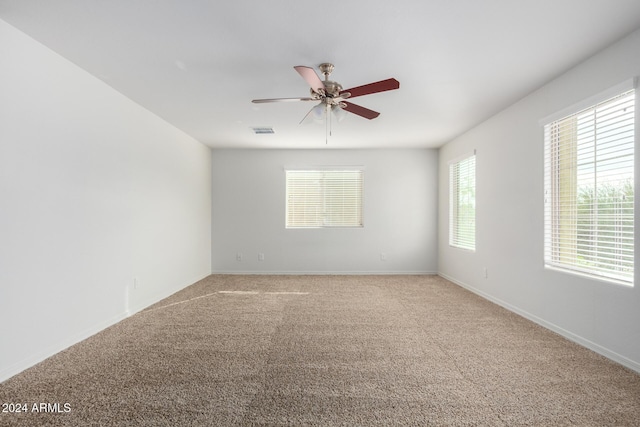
[{"x1": 1, "y1": 1, "x2": 640, "y2": 425}]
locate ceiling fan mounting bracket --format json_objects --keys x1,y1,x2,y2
[{"x1": 318, "y1": 63, "x2": 334, "y2": 78}]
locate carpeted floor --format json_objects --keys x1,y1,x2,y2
[{"x1": 1, "y1": 275, "x2": 640, "y2": 426}]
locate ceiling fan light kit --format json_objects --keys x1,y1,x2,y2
[{"x1": 252, "y1": 63, "x2": 399, "y2": 142}]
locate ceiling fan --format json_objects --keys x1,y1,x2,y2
[{"x1": 252, "y1": 63, "x2": 399, "y2": 123}]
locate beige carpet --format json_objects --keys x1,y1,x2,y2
[{"x1": 1, "y1": 275, "x2": 639, "y2": 426}]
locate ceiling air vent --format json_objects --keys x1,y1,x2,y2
[{"x1": 251, "y1": 127, "x2": 274, "y2": 134}]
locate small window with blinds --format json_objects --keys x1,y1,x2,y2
[
  {"x1": 544, "y1": 89, "x2": 635, "y2": 285},
  {"x1": 286, "y1": 169, "x2": 363, "y2": 228},
  {"x1": 449, "y1": 153, "x2": 476, "y2": 250}
]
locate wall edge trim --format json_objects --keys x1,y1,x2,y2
[{"x1": 438, "y1": 272, "x2": 640, "y2": 374}]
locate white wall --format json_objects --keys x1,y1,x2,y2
[
  {"x1": 212, "y1": 149, "x2": 438, "y2": 274},
  {"x1": 439, "y1": 28, "x2": 640, "y2": 372},
  {"x1": 0, "y1": 19, "x2": 212, "y2": 382}
]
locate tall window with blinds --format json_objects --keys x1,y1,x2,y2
[
  {"x1": 544, "y1": 89, "x2": 635, "y2": 285},
  {"x1": 286, "y1": 169, "x2": 363, "y2": 228},
  {"x1": 449, "y1": 154, "x2": 476, "y2": 250}
]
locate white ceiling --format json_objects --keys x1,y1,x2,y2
[{"x1": 2, "y1": 1, "x2": 640, "y2": 149}]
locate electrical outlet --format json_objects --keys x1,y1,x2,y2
[
  {"x1": 133, "y1": 277, "x2": 139, "y2": 289},
  {"x1": 258, "y1": 253, "x2": 265, "y2": 261},
  {"x1": 380, "y1": 253, "x2": 387, "y2": 261},
  {"x1": 484, "y1": 267, "x2": 488, "y2": 279},
  {"x1": 236, "y1": 253, "x2": 243, "y2": 262}
]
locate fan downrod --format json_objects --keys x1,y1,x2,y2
[{"x1": 316, "y1": 63, "x2": 343, "y2": 98}]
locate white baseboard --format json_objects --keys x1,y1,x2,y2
[
  {"x1": 0, "y1": 311, "x2": 128, "y2": 383},
  {"x1": 126, "y1": 273, "x2": 210, "y2": 316},
  {"x1": 0, "y1": 273, "x2": 210, "y2": 384},
  {"x1": 438, "y1": 272, "x2": 640, "y2": 374},
  {"x1": 211, "y1": 270, "x2": 438, "y2": 275}
]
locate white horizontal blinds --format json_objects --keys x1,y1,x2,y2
[
  {"x1": 544, "y1": 90, "x2": 635, "y2": 283},
  {"x1": 449, "y1": 154, "x2": 476, "y2": 250},
  {"x1": 286, "y1": 170, "x2": 363, "y2": 228}
]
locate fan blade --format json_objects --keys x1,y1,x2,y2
[
  {"x1": 340, "y1": 78, "x2": 399, "y2": 98},
  {"x1": 294, "y1": 66, "x2": 325, "y2": 94},
  {"x1": 341, "y1": 102, "x2": 380, "y2": 120},
  {"x1": 252, "y1": 97, "x2": 315, "y2": 103}
]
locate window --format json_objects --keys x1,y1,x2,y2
[
  {"x1": 286, "y1": 169, "x2": 363, "y2": 228},
  {"x1": 449, "y1": 153, "x2": 476, "y2": 250},
  {"x1": 544, "y1": 89, "x2": 635, "y2": 284}
]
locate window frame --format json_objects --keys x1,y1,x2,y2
[
  {"x1": 543, "y1": 83, "x2": 636, "y2": 286},
  {"x1": 449, "y1": 151, "x2": 476, "y2": 251},
  {"x1": 285, "y1": 168, "x2": 364, "y2": 229}
]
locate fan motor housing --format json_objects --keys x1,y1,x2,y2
[
  {"x1": 317, "y1": 63, "x2": 342, "y2": 98},
  {"x1": 323, "y1": 80, "x2": 343, "y2": 97}
]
